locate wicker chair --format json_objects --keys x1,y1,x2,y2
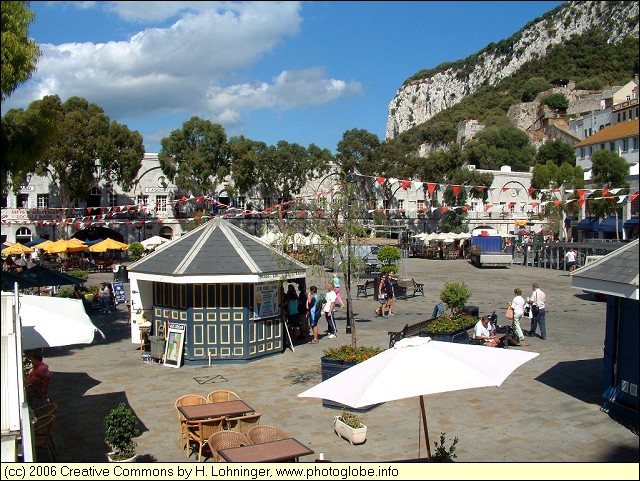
[
  {"x1": 225, "y1": 412, "x2": 262, "y2": 434},
  {"x1": 32, "y1": 402, "x2": 58, "y2": 419},
  {"x1": 175, "y1": 394, "x2": 207, "y2": 451},
  {"x1": 207, "y1": 430, "x2": 252, "y2": 462},
  {"x1": 33, "y1": 413, "x2": 56, "y2": 461},
  {"x1": 186, "y1": 416, "x2": 226, "y2": 461},
  {"x1": 246, "y1": 425, "x2": 288, "y2": 445},
  {"x1": 206, "y1": 390, "x2": 240, "y2": 403}
]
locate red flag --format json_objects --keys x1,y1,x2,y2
[
  {"x1": 376, "y1": 176, "x2": 385, "y2": 185},
  {"x1": 601, "y1": 188, "x2": 609, "y2": 197},
  {"x1": 452, "y1": 185, "x2": 461, "y2": 197},
  {"x1": 441, "y1": 207, "x2": 448, "y2": 214},
  {"x1": 401, "y1": 180, "x2": 411, "y2": 189},
  {"x1": 426, "y1": 183, "x2": 436, "y2": 197},
  {"x1": 554, "y1": 200, "x2": 561, "y2": 207},
  {"x1": 528, "y1": 188, "x2": 536, "y2": 196}
]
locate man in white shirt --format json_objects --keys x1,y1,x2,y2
[
  {"x1": 323, "y1": 281, "x2": 337, "y2": 339},
  {"x1": 564, "y1": 248, "x2": 577, "y2": 272},
  {"x1": 526, "y1": 283, "x2": 547, "y2": 340}
]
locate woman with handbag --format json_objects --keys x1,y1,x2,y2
[{"x1": 509, "y1": 288, "x2": 526, "y2": 342}]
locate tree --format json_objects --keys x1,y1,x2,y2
[
  {"x1": 1, "y1": 1, "x2": 41, "y2": 102},
  {"x1": 589, "y1": 150, "x2": 630, "y2": 237},
  {"x1": 158, "y1": 117, "x2": 230, "y2": 195},
  {"x1": 541, "y1": 92, "x2": 569, "y2": 110},
  {"x1": 2, "y1": 94, "x2": 61, "y2": 195},
  {"x1": 40, "y1": 96, "x2": 144, "y2": 211},
  {"x1": 536, "y1": 139, "x2": 576, "y2": 166}
]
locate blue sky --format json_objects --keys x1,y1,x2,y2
[{"x1": 4, "y1": 1, "x2": 563, "y2": 154}]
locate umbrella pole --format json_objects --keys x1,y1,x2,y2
[{"x1": 420, "y1": 395, "x2": 431, "y2": 462}]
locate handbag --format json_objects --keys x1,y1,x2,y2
[
  {"x1": 505, "y1": 306, "x2": 514, "y2": 320},
  {"x1": 523, "y1": 305, "x2": 531, "y2": 317},
  {"x1": 531, "y1": 304, "x2": 540, "y2": 316}
]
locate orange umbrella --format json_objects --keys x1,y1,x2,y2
[
  {"x1": 2, "y1": 243, "x2": 34, "y2": 255},
  {"x1": 42, "y1": 238, "x2": 88, "y2": 254},
  {"x1": 88, "y1": 238, "x2": 129, "y2": 252}
]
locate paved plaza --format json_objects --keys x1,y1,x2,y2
[{"x1": 42, "y1": 257, "x2": 639, "y2": 463}]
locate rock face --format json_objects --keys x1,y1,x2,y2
[{"x1": 386, "y1": 1, "x2": 639, "y2": 140}]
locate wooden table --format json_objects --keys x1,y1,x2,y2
[
  {"x1": 218, "y1": 438, "x2": 314, "y2": 463},
  {"x1": 178, "y1": 400, "x2": 254, "y2": 421}
]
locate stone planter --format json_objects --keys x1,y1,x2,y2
[
  {"x1": 421, "y1": 327, "x2": 470, "y2": 344},
  {"x1": 107, "y1": 451, "x2": 137, "y2": 462},
  {"x1": 333, "y1": 416, "x2": 367, "y2": 445}
]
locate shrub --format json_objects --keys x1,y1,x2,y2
[
  {"x1": 104, "y1": 403, "x2": 140, "y2": 460},
  {"x1": 541, "y1": 92, "x2": 569, "y2": 110},
  {"x1": 425, "y1": 313, "x2": 476, "y2": 334},
  {"x1": 439, "y1": 282, "x2": 472, "y2": 313},
  {"x1": 380, "y1": 264, "x2": 398, "y2": 275},
  {"x1": 431, "y1": 432, "x2": 458, "y2": 462},
  {"x1": 376, "y1": 245, "x2": 401, "y2": 266},
  {"x1": 323, "y1": 345, "x2": 383, "y2": 364},
  {"x1": 67, "y1": 270, "x2": 88, "y2": 281},
  {"x1": 339, "y1": 411, "x2": 364, "y2": 429},
  {"x1": 128, "y1": 242, "x2": 144, "y2": 261}
]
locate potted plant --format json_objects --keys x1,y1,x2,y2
[
  {"x1": 333, "y1": 411, "x2": 367, "y2": 445},
  {"x1": 431, "y1": 432, "x2": 459, "y2": 462},
  {"x1": 321, "y1": 345, "x2": 383, "y2": 410},
  {"x1": 104, "y1": 402, "x2": 140, "y2": 462}
]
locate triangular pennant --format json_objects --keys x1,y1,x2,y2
[
  {"x1": 401, "y1": 180, "x2": 411, "y2": 190},
  {"x1": 452, "y1": 185, "x2": 461, "y2": 197},
  {"x1": 426, "y1": 183, "x2": 437, "y2": 197},
  {"x1": 376, "y1": 176, "x2": 386, "y2": 185}
]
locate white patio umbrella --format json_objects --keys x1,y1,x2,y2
[
  {"x1": 19, "y1": 295, "x2": 105, "y2": 349},
  {"x1": 298, "y1": 336, "x2": 538, "y2": 461},
  {"x1": 140, "y1": 235, "x2": 170, "y2": 250}
]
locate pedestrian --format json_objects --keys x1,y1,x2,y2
[
  {"x1": 431, "y1": 301, "x2": 446, "y2": 319},
  {"x1": 385, "y1": 270, "x2": 396, "y2": 316},
  {"x1": 307, "y1": 286, "x2": 322, "y2": 344},
  {"x1": 323, "y1": 281, "x2": 337, "y2": 339},
  {"x1": 510, "y1": 287, "x2": 526, "y2": 342},
  {"x1": 526, "y1": 282, "x2": 547, "y2": 340},
  {"x1": 375, "y1": 273, "x2": 388, "y2": 317},
  {"x1": 284, "y1": 284, "x2": 301, "y2": 342},
  {"x1": 565, "y1": 247, "x2": 578, "y2": 272},
  {"x1": 298, "y1": 286, "x2": 309, "y2": 340},
  {"x1": 97, "y1": 282, "x2": 112, "y2": 313},
  {"x1": 331, "y1": 272, "x2": 344, "y2": 307}
]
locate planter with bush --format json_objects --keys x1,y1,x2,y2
[
  {"x1": 104, "y1": 403, "x2": 140, "y2": 462},
  {"x1": 333, "y1": 411, "x2": 367, "y2": 445}
]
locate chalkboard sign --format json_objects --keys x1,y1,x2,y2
[
  {"x1": 164, "y1": 323, "x2": 186, "y2": 368},
  {"x1": 112, "y1": 281, "x2": 126, "y2": 305}
]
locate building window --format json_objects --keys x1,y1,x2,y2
[
  {"x1": 236, "y1": 196, "x2": 246, "y2": 209},
  {"x1": 622, "y1": 139, "x2": 629, "y2": 152},
  {"x1": 417, "y1": 199, "x2": 425, "y2": 211},
  {"x1": 600, "y1": 143, "x2": 605, "y2": 150},
  {"x1": 136, "y1": 195, "x2": 149, "y2": 208},
  {"x1": 609, "y1": 142, "x2": 616, "y2": 151},
  {"x1": 37, "y1": 194, "x2": 49, "y2": 209},
  {"x1": 397, "y1": 199, "x2": 404, "y2": 210},
  {"x1": 18, "y1": 194, "x2": 29, "y2": 208},
  {"x1": 583, "y1": 129, "x2": 588, "y2": 138},
  {"x1": 580, "y1": 147, "x2": 585, "y2": 158},
  {"x1": 617, "y1": 113, "x2": 621, "y2": 122},
  {"x1": 633, "y1": 137, "x2": 639, "y2": 150},
  {"x1": 263, "y1": 197, "x2": 273, "y2": 210},
  {"x1": 622, "y1": 111, "x2": 626, "y2": 121},
  {"x1": 156, "y1": 195, "x2": 167, "y2": 212},
  {"x1": 108, "y1": 192, "x2": 118, "y2": 207}
]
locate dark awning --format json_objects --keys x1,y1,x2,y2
[
  {"x1": 623, "y1": 217, "x2": 639, "y2": 227},
  {"x1": 597, "y1": 217, "x2": 622, "y2": 232},
  {"x1": 577, "y1": 217, "x2": 599, "y2": 231}
]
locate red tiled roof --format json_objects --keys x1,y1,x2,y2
[{"x1": 575, "y1": 120, "x2": 639, "y2": 147}]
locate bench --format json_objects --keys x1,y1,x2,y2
[
  {"x1": 356, "y1": 279, "x2": 375, "y2": 298},
  {"x1": 395, "y1": 278, "x2": 424, "y2": 299},
  {"x1": 388, "y1": 319, "x2": 434, "y2": 348}
]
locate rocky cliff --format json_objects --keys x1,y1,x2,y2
[{"x1": 386, "y1": 1, "x2": 639, "y2": 140}]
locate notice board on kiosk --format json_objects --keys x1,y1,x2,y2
[
  {"x1": 112, "y1": 281, "x2": 126, "y2": 305},
  {"x1": 164, "y1": 323, "x2": 186, "y2": 368}
]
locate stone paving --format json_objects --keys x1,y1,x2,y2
[{"x1": 42, "y1": 258, "x2": 639, "y2": 463}]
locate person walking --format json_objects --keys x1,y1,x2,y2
[
  {"x1": 374, "y1": 273, "x2": 388, "y2": 317},
  {"x1": 307, "y1": 286, "x2": 322, "y2": 344},
  {"x1": 385, "y1": 270, "x2": 396, "y2": 316},
  {"x1": 526, "y1": 283, "x2": 547, "y2": 340},
  {"x1": 565, "y1": 248, "x2": 578, "y2": 272},
  {"x1": 331, "y1": 272, "x2": 344, "y2": 307},
  {"x1": 510, "y1": 287, "x2": 526, "y2": 342},
  {"x1": 97, "y1": 282, "x2": 112, "y2": 313},
  {"x1": 323, "y1": 281, "x2": 338, "y2": 339}
]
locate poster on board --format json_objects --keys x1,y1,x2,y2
[
  {"x1": 164, "y1": 323, "x2": 186, "y2": 368},
  {"x1": 112, "y1": 281, "x2": 126, "y2": 305},
  {"x1": 253, "y1": 282, "x2": 280, "y2": 319}
]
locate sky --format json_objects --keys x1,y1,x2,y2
[{"x1": 3, "y1": 1, "x2": 564, "y2": 154}]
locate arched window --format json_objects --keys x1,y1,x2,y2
[{"x1": 16, "y1": 227, "x2": 32, "y2": 243}]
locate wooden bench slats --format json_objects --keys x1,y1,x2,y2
[{"x1": 356, "y1": 279, "x2": 375, "y2": 297}]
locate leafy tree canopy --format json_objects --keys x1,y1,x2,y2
[
  {"x1": 536, "y1": 139, "x2": 576, "y2": 167},
  {"x1": 1, "y1": 0, "x2": 40, "y2": 101}
]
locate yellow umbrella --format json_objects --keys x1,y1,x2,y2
[
  {"x1": 35, "y1": 240, "x2": 55, "y2": 251},
  {"x1": 43, "y1": 238, "x2": 88, "y2": 254},
  {"x1": 2, "y1": 243, "x2": 34, "y2": 255},
  {"x1": 88, "y1": 238, "x2": 129, "y2": 252}
]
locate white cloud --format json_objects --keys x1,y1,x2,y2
[{"x1": 5, "y1": 1, "x2": 360, "y2": 130}]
